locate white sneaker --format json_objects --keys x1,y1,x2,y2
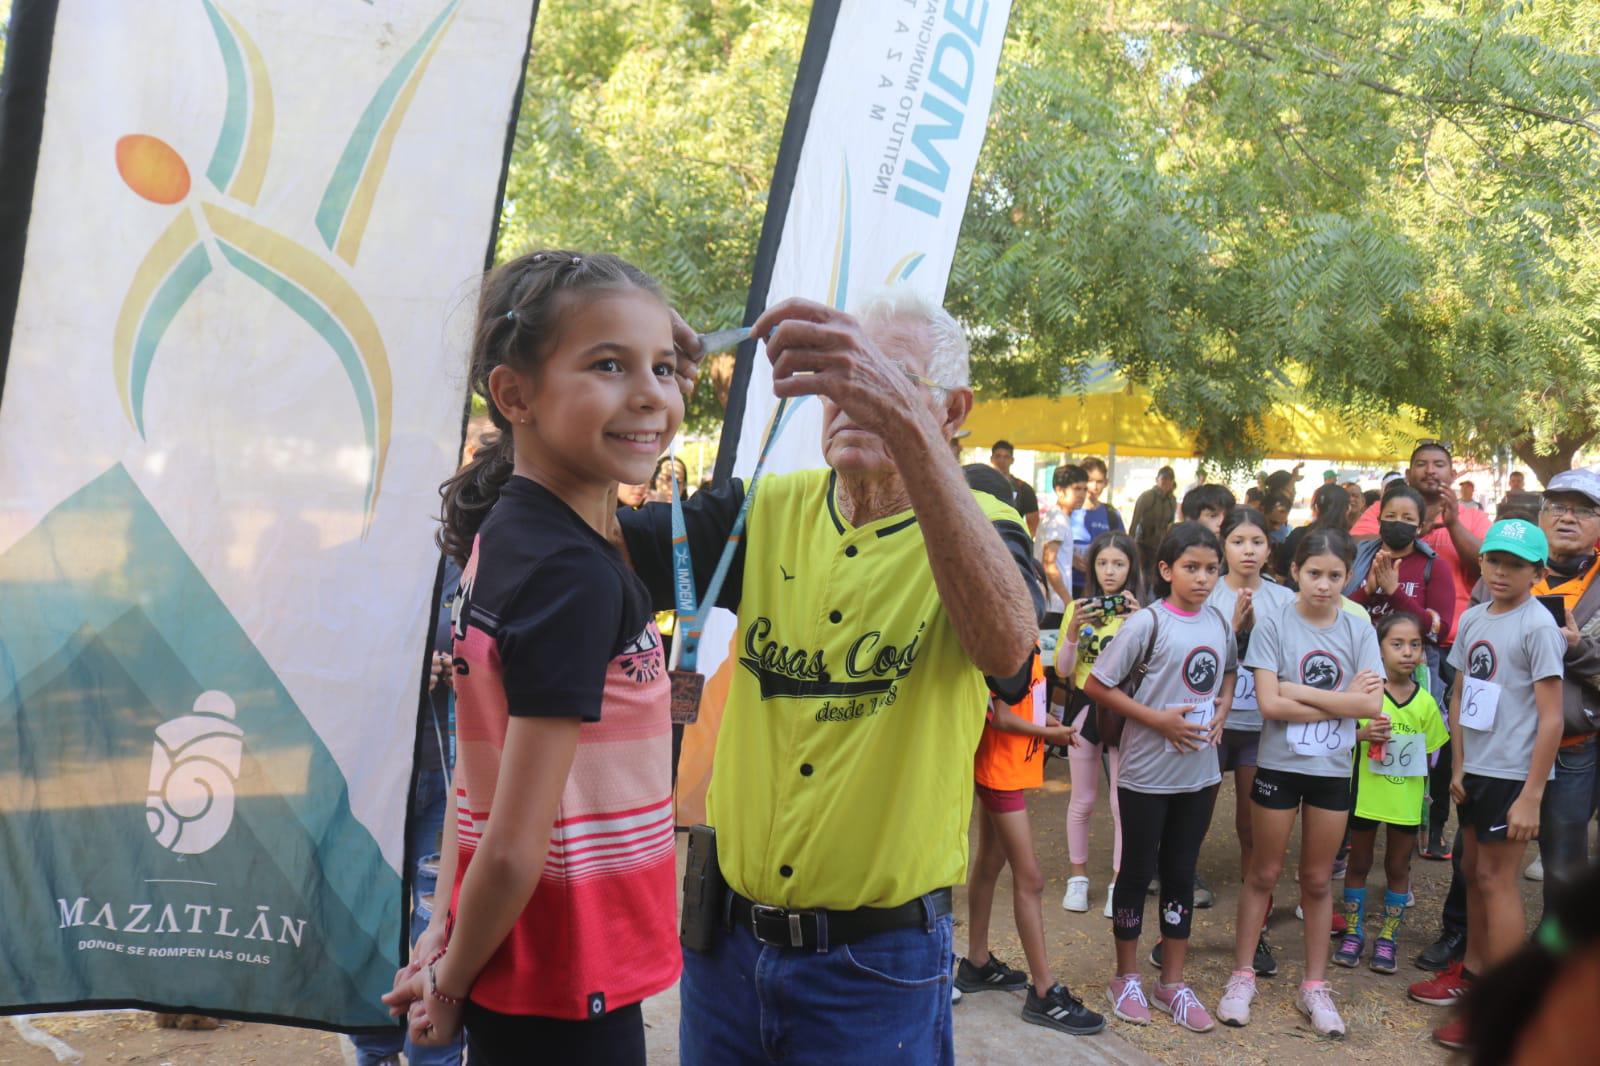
[
  {"x1": 1525, "y1": 855, "x2": 1544, "y2": 881},
  {"x1": 1103, "y1": 884, "x2": 1115, "y2": 919},
  {"x1": 1296, "y1": 982, "x2": 1345, "y2": 1038},
  {"x1": 1217, "y1": 969, "x2": 1256, "y2": 1027},
  {"x1": 952, "y1": 985, "x2": 963, "y2": 1004},
  {"x1": 1063, "y1": 876, "x2": 1091, "y2": 912}
]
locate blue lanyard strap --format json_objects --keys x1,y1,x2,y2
[{"x1": 670, "y1": 396, "x2": 803, "y2": 671}]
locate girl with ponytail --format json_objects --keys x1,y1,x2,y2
[{"x1": 385, "y1": 250, "x2": 694, "y2": 1064}]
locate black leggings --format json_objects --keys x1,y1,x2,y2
[
  {"x1": 464, "y1": 1001, "x2": 645, "y2": 1066},
  {"x1": 1112, "y1": 785, "x2": 1218, "y2": 942}
]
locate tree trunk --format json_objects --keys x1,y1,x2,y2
[{"x1": 1511, "y1": 426, "x2": 1596, "y2": 484}]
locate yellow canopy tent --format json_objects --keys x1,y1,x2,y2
[{"x1": 963, "y1": 367, "x2": 1433, "y2": 463}]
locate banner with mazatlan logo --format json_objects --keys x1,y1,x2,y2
[
  {"x1": 676, "y1": 0, "x2": 1015, "y2": 822},
  {"x1": 0, "y1": 0, "x2": 535, "y2": 1029}
]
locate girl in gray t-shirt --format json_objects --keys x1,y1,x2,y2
[
  {"x1": 1206, "y1": 507, "x2": 1297, "y2": 931},
  {"x1": 1085, "y1": 523, "x2": 1236, "y2": 1031},
  {"x1": 1218, "y1": 529, "x2": 1383, "y2": 1039}
]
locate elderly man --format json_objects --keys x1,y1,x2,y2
[
  {"x1": 1410, "y1": 469, "x2": 1600, "y2": 987},
  {"x1": 620, "y1": 293, "x2": 1050, "y2": 1064}
]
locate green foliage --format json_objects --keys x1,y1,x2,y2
[
  {"x1": 503, "y1": 1, "x2": 1600, "y2": 465},
  {"x1": 952, "y1": 0, "x2": 1600, "y2": 468},
  {"x1": 497, "y1": 0, "x2": 808, "y2": 430}
]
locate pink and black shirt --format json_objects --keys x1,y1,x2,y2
[{"x1": 449, "y1": 476, "x2": 678, "y2": 1020}]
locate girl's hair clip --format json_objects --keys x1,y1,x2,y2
[{"x1": 504, "y1": 309, "x2": 517, "y2": 322}]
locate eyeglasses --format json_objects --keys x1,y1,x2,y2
[
  {"x1": 1542, "y1": 500, "x2": 1600, "y2": 521},
  {"x1": 900, "y1": 365, "x2": 957, "y2": 394}
]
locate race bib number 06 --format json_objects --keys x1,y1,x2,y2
[
  {"x1": 1288, "y1": 717, "x2": 1355, "y2": 758},
  {"x1": 1460, "y1": 677, "x2": 1502, "y2": 732},
  {"x1": 1369, "y1": 732, "x2": 1427, "y2": 777}
]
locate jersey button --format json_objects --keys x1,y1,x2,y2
[
  {"x1": 779, "y1": 864, "x2": 793, "y2": 878},
  {"x1": 829, "y1": 610, "x2": 842, "y2": 623},
  {"x1": 844, "y1": 546, "x2": 858, "y2": 558},
  {"x1": 800, "y1": 763, "x2": 813, "y2": 776}
]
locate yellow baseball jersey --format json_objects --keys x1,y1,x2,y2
[{"x1": 704, "y1": 468, "x2": 1029, "y2": 909}]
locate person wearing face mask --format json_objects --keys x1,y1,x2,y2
[{"x1": 1348, "y1": 484, "x2": 1458, "y2": 658}]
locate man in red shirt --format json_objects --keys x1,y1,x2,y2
[{"x1": 1352, "y1": 442, "x2": 1490, "y2": 647}]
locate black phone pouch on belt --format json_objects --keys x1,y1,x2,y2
[{"x1": 680, "y1": 823, "x2": 727, "y2": 953}]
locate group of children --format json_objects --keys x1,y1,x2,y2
[{"x1": 961, "y1": 485, "x2": 1566, "y2": 1048}]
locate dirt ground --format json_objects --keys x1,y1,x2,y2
[{"x1": 1, "y1": 754, "x2": 1550, "y2": 1065}]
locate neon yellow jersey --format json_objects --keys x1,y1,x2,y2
[
  {"x1": 1064, "y1": 611, "x2": 1126, "y2": 689},
  {"x1": 1354, "y1": 684, "x2": 1449, "y2": 826},
  {"x1": 705, "y1": 468, "x2": 1026, "y2": 909}
]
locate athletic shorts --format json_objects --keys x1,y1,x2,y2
[
  {"x1": 1457, "y1": 773, "x2": 1527, "y2": 842},
  {"x1": 1250, "y1": 765, "x2": 1350, "y2": 812},
  {"x1": 1348, "y1": 815, "x2": 1419, "y2": 834},
  {"x1": 1218, "y1": 728, "x2": 1259, "y2": 772},
  {"x1": 974, "y1": 784, "x2": 1027, "y2": 814}
]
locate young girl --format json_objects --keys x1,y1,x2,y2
[
  {"x1": 1084, "y1": 523, "x2": 1236, "y2": 1034},
  {"x1": 959, "y1": 652, "x2": 1106, "y2": 1035},
  {"x1": 1218, "y1": 528, "x2": 1383, "y2": 1038},
  {"x1": 1055, "y1": 532, "x2": 1142, "y2": 917},
  {"x1": 1348, "y1": 484, "x2": 1456, "y2": 661},
  {"x1": 1205, "y1": 507, "x2": 1296, "y2": 977},
  {"x1": 1337, "y1": 613, "x2": 1448, "y2": 973},
  {"x1": 382, "y1": 251, "x2": 686, "y2": 1064}
]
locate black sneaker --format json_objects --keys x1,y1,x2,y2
[
  {"x1": 1149, "y1": 938, "x2": 1164, "y2": 969},
  {"x1": 1253, "y1": 934, "x2": 1279, "y2": 977},
  {"x1": 1022, "y1": 983, "x2": 1106, "y2": 1035},
  {"x1": 1415, "y1": 929, "x2": 1466, "y2": 972},
  {"x1": 954, "y1": 954, "x2": 1028, "y2": 993}
]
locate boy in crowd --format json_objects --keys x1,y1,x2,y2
[
  {"x1": 1036, "y1": 464, "x2": 1088, "y2": 627},
  {"x1": 1070, "y1": 457, "x2": 1125, "y2": 596},
  {"x1": 1263, "y1": 493, "x2": 1292, "y2": 544},
  {"x1": 1422, "y1": 520, "x2": 1565, "y2": 1051},
  {"x1": 1180, "y1": 483, "x2": 1236, "y2": 536}
]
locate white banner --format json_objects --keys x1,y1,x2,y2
[
  {"x1": 0, "y1": 0, "x2": 533, "y2": 1027},
  {"x1": 707, "y1": 0, "x2": 1013, "y2": 675}
]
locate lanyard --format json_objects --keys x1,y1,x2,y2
[{"x1": 668, "y1": 397, "x2": 804, "y2": 672}]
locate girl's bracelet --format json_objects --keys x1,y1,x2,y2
[{"x1": 427, "y1": 960, "x2": 466, "y2": 1007}]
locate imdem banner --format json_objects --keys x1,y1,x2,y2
[
  {"x1": 0, "y1": 0, "x2": 535, "y2": 1028},
  {"x1": 677, "y1": 0, "x2": 1014, "y2": 820}
]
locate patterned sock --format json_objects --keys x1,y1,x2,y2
[
  {"x1": 1342, "y1": 886, "x2": 1367, "y2": 932},
  {"x1": 1379, "y1": 889, "x2": 1407, "y2": 940}
]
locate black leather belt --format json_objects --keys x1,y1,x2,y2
[{"x1": 728, "y1": 887, "x2": 952, "y2": 950}]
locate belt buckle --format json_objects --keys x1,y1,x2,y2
[{"x1": 750, "y1": 903, "x2": 806, "y2": 948}]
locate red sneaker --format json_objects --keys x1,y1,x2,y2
[
  {"x1": 1432, "y1": 1014, "x2": 1470, "y2": 1050},
  {"x1": 1409, "y1": 961, "x2": 1470, "y2": 1007},
  {"x1": 1331, "y1": 910, "x2": 1347, "y2": 936}
]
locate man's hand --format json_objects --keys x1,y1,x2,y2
[
  {"x1": 1562, "y1": 616, "x2": 1581, "y2": 650},
  {"x1": 753, "y1": 298, "x2": 933, "y2": 443},
  {"x1": 670, "y1": 309, "x2": 704, "y2": 404},
  {"x1": 1436, "y1": 486, "x2": 1461, "y2": 531}
]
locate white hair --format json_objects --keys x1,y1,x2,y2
[{"x1": 852, "y1": 287, "x2": 970, "y2": 389}]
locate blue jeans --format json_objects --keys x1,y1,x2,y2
[
  {"x1": 1539, "y1": 736, "x2": 1598, "y2": 917},
  {"x1": 680, "y1": 899, "x2": 954, "y2": 1065},
  {"x1": 351, "y1": 766, "x2": 464, "y2": 1066}
]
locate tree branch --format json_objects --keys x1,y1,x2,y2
[{"x1": 1099, "y1": 18, "x2": 1600, "y2": 136}]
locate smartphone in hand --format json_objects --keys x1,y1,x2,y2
[{"x1": 1536, "y1": 594, "x2": 1568, "y2": 628}]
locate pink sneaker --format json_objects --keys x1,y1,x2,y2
[
  {"x1": 1152, "y1": 981, "x2": 1215, "y2": 1032},
  {"x1": 1108, "y1": 973, "x2": 1151, "y2": 1025}
]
